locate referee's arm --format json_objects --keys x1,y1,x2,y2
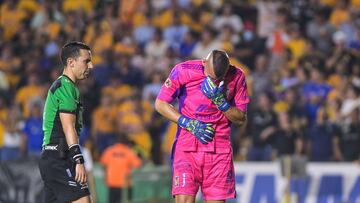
[{"x1": 60, "y1": 112, "x2": 87, "y2": 184}]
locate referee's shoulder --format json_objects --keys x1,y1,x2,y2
[{"x1": 49, "y1": 76, "x2": 75, "y2": 94}]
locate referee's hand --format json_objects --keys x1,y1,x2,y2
[{"x1": 75, "y1": 163, "x2": 87, "y2": 184}]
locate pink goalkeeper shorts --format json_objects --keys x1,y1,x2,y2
[{"x1": 171, "y1": 148, "x2": 236, "y2": 201}]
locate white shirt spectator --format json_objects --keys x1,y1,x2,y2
[
  {"x1": 256, "y1": 0, "x2": 281, "y2": 38},
  {"x1": 213, "y1": 5, "x2": 243, "y2": 33}
]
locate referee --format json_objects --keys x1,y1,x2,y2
[{"x1": 39, "y1": 42, "x2": 93, "y2": 203}]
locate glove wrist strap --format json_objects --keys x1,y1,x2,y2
[
  {"x1": 218, "y1": 101, "x2": 231, "y2": 112},
  {"x1": 178, "y1": 115, "x2": 189, "y2": 129},
  {"x1": 68, "y1": 144, "x2": 84, "y2": 164}
]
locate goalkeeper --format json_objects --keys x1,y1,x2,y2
[{"x1": 155, "y1": 50, "x2": 250, "y2": 203}]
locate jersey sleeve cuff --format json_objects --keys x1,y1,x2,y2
[
  {"x1": 156, "y1": 95, "x2": 174, "y2": 103},
  {"x1": 236, "y1": 104, "x2": 248, "y2": 113},
  {"x1": 59, "y1": 109, "x2": 76, "y2": 114}
]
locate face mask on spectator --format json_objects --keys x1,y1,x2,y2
[{"x1": 243, "y1": 31, "x2": 254, "y2": 42}]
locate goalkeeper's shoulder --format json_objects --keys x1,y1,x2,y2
[{"x1": 229, "y1": 64, "x2": 249, "y2": 78}]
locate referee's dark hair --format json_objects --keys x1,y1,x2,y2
[
  {"x1": 212, "y1": 50, "x2": 230, "y2": 79},
  {"x1": 60, "y1": 41, "x2": 91, "y2": 67}
]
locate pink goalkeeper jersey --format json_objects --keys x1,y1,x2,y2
[{"x1": 157, "y1": 60, "x2": 250, "y2": 153}]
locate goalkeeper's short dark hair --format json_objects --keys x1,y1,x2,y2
[
  {"x1": 60, "y1": 41, "x2": 91, "y2": 67},
  {"x1": 212, "y1": 50, "x2": 230, "y2": 79}
]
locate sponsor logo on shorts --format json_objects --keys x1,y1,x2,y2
[
  {"x1": 68, "y1": 181, "x2": 77, "y2": 187},
  {"x1": 66, "y1": 169, "x2": 72, "y2": 177},
  {"x1": 174, "y1": 175, "x2": 179, "y2": 187},
  {"x1": 80, "y1": 183, "x2": 89, "y2": 190},
  {"x1": 44, "y1": 145, "x2": 58, "y2": 150},
  {"x1": 182, "y1": 173, "x2": 186, "y2": 187}
]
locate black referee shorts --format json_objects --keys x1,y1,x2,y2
[{"x1": 38, "y1": 150, "x2": 90, "y2": 203}]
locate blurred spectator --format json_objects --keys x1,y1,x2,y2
[
  {"x1": 247, "y1": 93, "x2": 277, "y2": 161},
  {"x1": 62, "y1": 0, "x2": 93, "y2": 15},
  {"x1": 132, "y1": 1, "x2": 150, "y2": 28},
  {"x1": 113, "y1": 26, "x2": 137, "y2": 57},
  {"x1": 13, "y1": 27, "x2": 34, "y2": 57},
  {"x1": 163, "y1": 12, "x2": 189, "y2": 51},
  {"x1": 63, "y1": 10, "x2": 85, "y2": 40},
  {"x1": 0, "y1": 0, "x2": 26, "y2": 41},
  {"x1": 1, "y1": 107, "x2": 24, "y2": 162},
  {"x1": 116, "y1": 95, "x2": 152, "y2": 160},
  {"x1": 256, "y1": 0, "x2": 281, "y2": 39},
  {"x1": 279, "y1": 67, "x2": 298, "y2": 92},
  {"x1": 340, "y1": 85, "x2": 360, "y2": 120},
  {"x1": 179, "y1": 31, "x2": 197, "y2": 59},
  {"x1": 92, "y1": 51, "x2": 116, "y2": 87},
  {"x1": 266, "y1": 8, "x2": 289, "y2": 71},
  {"x1": 101, "y1": 134, "x2": 142, "y2": 203},
  {"x1": 31, "y1": 0, "x2": 64, "y2": 30},
  {"x1": 306, "y1": 107, "x2": 342, "y2": 162},
  {"x1": 119, "y1": 0, "x2": 144, "y2": 26},
  {"x1": 235, "y1": 21, "x2": 265, "y2": 68},
  {"x1": 286, "y1": 24, "x2": 306, "y2": 69},
  {"x1": 339, "y1": 9, "x2": 360, "y2": 48},
  {"x1": 0, "y1": 96, "x2": 8, "y2": 158},
  {"x1": 78, "y1": 76, "x2": 100, "y2": 128},
  {"x1": 339, "y1": 108, "x2": 360, "y2": 161},
  {"x1": 133, "y1": 15, "x2": 155, "y2": 48},
  {"x1": 273, "y1": 111, "x2": 303, "y2": 158},
  {"x1": 329, "y1": 0, "x2": 350, "y2": 28},
  {"x1": 22, "y1": 101, "x2": 43, "y2": 157},
  {"x1": 115, "y1": 55, "x2": 145, "y2": 87},
  {"x1": 298, "y1": 40, "x2": 325, "y2": 73},
  {"x1": 84, "y1": 17, "x2": 113, "y2": 65},
  {"x1": 145, "y1": 28, "x2": 169, "y2": 72},
  {"x1": 306, "y1": 10, "x2": 336, "y2": 55},
  {"x1": 250, "y1": 54, "x2": 271, "y2": 100},
  {"x1": 284, "y1": 88, "x2": 307, "y2": 133},
  {"x1": 350, "y1": 64, "x2": 360, "y2": 89},
  {"x1": 192, "y1": 27, "x2": 220, "y2": 58},
  {"x1": 302, "y1": 68, "x2": 332, "y2": 122},
  {"x1": 142, "y1": 72, "x2": 163, "y2": 107},
  {"x1": 325, "y1": 30, "x2": 355, "y2": 74},
  {"x1": 213, "y1": 3, "x2": 243, "y2": 34},
  {"x1": 15, "y1": 73, "x2": 45, "y2": 119},
  {"x1": 91, "y1": 91, "x2": 117, "y2": 154},
  {"x1": 217, "y1": 25, "x2": 237, "y2": 53},
  {"x1": 0, "y1": 44, "x2": 21, "y2": 88},
  {"x1": 0, "y1": 70, "x2": 9, "y2": 92},
  {"x1": 186, "y1": 2, "x2": 214, "y2": 32},
  {"x1": 349, "y1": 25, "x2": 360, "y2": 52}
]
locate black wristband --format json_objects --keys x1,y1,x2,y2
[{"x1": 68, "y1": 144, "x2": 84, "y2": 164}]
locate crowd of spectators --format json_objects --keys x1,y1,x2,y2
[{"x1": 0, "y1": 0, "x2": 359, "y2": 168}]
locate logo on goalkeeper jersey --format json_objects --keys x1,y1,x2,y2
[{"x1": 165, "y1": 78, "x2": 172, "y2": 88}]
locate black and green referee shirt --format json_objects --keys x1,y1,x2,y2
[{"x1": 42, "y1": 75, "x2": 83, "y2": 146}]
